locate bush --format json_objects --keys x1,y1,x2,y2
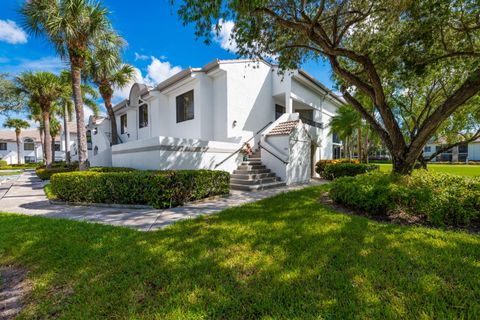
[
  {"x1": 50, "y1": 169, "x2": 230, "y2": 208},
  {"x1": 0, "y1": 160, "x2": 8, "y2": 167},
  {"x1": 315, "y1": 159, "x2": 378, "y2": 180},
  {"x1": 36, "y1": 167, "x2": 77, "y2": 180},
  {"x1": 88, "y1": 167, "x2": 136, "y2": 173},
  {"x1": 329, "y1": 171, "x2": 480, "y2": 226}
]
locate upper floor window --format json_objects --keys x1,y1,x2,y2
[
  {"x1": 275, "y1": 104, "x2": 285, "y2": 120},
  {"x1": 120, "y1": 114, "x2": 127, "y2": 134},
  {"x1": 0, "y1": 142, "x2": 6, "y2": 151},
  {"x1": 176, "y1": 90, "x2": 194, "y2": 123},
  {"x1": 424, "y1": 146, "x2": 431, "y2": 152},
  {"x1": 86, "y1": 130, "x2": 92, "y2": 150},
  {"x1": 24, "y1": 138, "x2": 34, "y2": 151},
  {"x1": 54, "y1": 143, "x2": 61, "y2": 151},
  {"x1": 139, "y1": 104, "x2": 148, "y2": 128}
]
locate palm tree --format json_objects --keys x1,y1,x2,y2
[
  {"x1": 3, "y1": 118, "x2": 30, "y2": 165},
  {"x1": 21, "y1": 0, "x2": 112, "y2": 170},
  {"x1": 87, "y1": 32, "x2": 134, "y2": 145},
  {"x1": 57, "y1": 70, "x2": 99, "y2": 164},
  {"x1": 329, "y1": 105, "x2": 362, "y2": 160},
  {"x1": 50, "y1": 116, "x2": 62, "y2": 163},
  {"x1": 16, "y1": 72, "x2": 64, "y2": 168}
]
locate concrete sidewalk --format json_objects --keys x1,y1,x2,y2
[{"x1": 0, "y1": 171, "x2": 325, "y2": 231}]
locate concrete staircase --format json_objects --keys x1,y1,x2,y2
[{"x1": 230, "y1": 149, "x2": 286, "y2": 191}]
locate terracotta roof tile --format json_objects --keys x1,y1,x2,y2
[{"x1": 267, "y1": 120, "x2": 299, "y2": 136}]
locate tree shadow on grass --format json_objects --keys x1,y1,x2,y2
[{"x1": 0, "y1": 187, "x2": 479, "y2": 318}]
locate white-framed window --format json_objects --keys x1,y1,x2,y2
[
  {"x1": 176, "y1": 90, "x2": 194, "y2": 123},
  {"x1": 424, "y1": 146, "x2": 431, "y2": 152},
  {"x1": 0, "y1": 142, "x2": 6, "y2": 151},
  {"x1": 24, "y1": 138, "x2": 34, "y2": 151},
  {"x1": 120, "y1": 114, "x2": 127, "y2": 134},
  {"x1": 54, "y1": 143, "x2": 61, "y2": 151},
  {"x1": 139, "y1": 104, "x2": 148, "y2": 128}
]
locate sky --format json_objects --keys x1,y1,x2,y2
[{"x1": 0, "y1": 0, "x2": 335, "y2": 126}]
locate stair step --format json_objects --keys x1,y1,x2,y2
[
  {"x1": 230, "y1": 181, "x2": 286, "y2": 191},
  {"x1": 230, "y1": 177, "x2": 280, "y2": 185},
  {"x1": 241, "y1": 160, "x2": 262, "y2": 165},
  {"x1": 233, "y1": 168, "x2": 271, "y2": 174},
  {"x1": 237, "y1": 164, "x2": 266, "y2": 170},
  {"x1": 231, "y1": 172, "x2": 276, "y2": 180}
]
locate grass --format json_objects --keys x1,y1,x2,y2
[
  {"x1": 0, "y1": 171, "x2": 22, "y2": 176},
  {"x1": 378, "y1": 163, "x2": 480, "y2": 176},
  {"x1": 1, "y1": 186, "x2": 479, "y2": 319}
]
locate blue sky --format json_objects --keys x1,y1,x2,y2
[{"x1": 0, "y1": 0, "x2": 335, "y2": 123}]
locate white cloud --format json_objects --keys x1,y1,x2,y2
[
  {"x1": 1, "y1": 56, "x2": 65, "y2": 74},
  {"x1": 212, "y1": 19, "x2": 237, "y2": 52},
  {"x1": 134, "y1": 52, "x2": 149, "y2": 61},
  {"x1": 0, "y1": 19, "x2": 28, "y2": 44},
  {"x1": 112, "y1": 56, "x2": 182, "y2": 103},
  {"x1": 146, "y1": 57, "x2": 182, "y2": 84}
]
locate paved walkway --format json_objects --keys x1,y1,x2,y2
[{"x1": 0, "y1": 171, "x2": 326, "y2": 231}]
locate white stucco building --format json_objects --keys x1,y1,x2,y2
[
  {"x1": 423, "y1": 139, "x2": 480, "y2": 162},
  {"x1": 87, "y1": 59, "x2": 343, "y2": 190},
  {"x1": 0, "y1": 122, "x2": 79, "y2": 164}
]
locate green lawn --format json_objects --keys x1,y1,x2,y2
[
  {"x1": 1, "y1": 186, "x2": 479, "y2": 319},
  {"x1": 378, "y1": 163, "x2": 480, "y2": 176}
]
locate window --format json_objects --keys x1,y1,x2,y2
[
  {"x1": 297, "y1": 109, "x2": 313, "y2": 121},
  {"x1": 24, "y1": 156, "x2": 36, "y2": 163},
  {"x1": 54, "y1": 143, "x2": 61, "y2": 151},
  {"x1": 139, "y1": 104, "x2": 148, "y2": 128},
  {"x1": 86, "y1": 130, "x2": 92, "y2": 150},
  {"x1": 0, "y1": 142, "x2": 6, "y2": 150},
  {"x1": 120, "y1": 114, "x2": 127, "y2": 134},
  {"x1": 458, "y1": 143, "x2": 468, "y2": 154},
  {"x1": 424, "y1": 146, "x2": 431, "y2": 152},
  {"x1": 24, "y1": 138, "x2": 34, "y2": 151},
  {"x1": 332, "y1": 132, "x2": 341, "y2": 144},
  {"x1": 176, "y1": 90, "x2": 194, "y2": 123},
  {"x1": 275, "y1": 104, "x2": 285, "y2": 120}
]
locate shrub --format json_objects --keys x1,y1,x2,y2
[
  {"x1": 50, "y1": 169, "x2": 230, "y2": 208},
  {"x1": 88, "y1": 167, "x2": 136, "y2": 173},
  {"x1": 329, "y1": 171, "x2": 480, "y2": 226},
  {"x1": 315, "y1": 159, "x2": 359, "y2": 175},
  {"x1": 36, "y1": 167, "x2": 77, "y2": 180},
  {"x1": 0, "y1": 160, "x2": 8, "y2": 167},
  {"x1": 318, "y1": 162, "x2": 379, "y2": 180}
]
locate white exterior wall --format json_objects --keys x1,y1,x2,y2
[
  {"x1": 111, "y1": 135, "x2": 241, "y2": 172},
  {"x1": 468, "y1": 142, "x2": 480, "y2": 161},
  {"x1": 0, "y1": 141, "x2": 41, "y2": 164},
  {"x1": 287, "y1": 126, "x2": 311, "y2": 184}
]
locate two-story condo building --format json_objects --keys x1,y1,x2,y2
[
  {"x1": 87, "y1": 59, "x2": 344, "y2": 190},
  {"x1": 0, "y1": 122, "x2": 79, "y2": 164}
]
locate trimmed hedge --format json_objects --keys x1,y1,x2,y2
[
  {"x1": 329, "y1": 171, "x2": 480, "y2": 226},
  {"x1": 0, "y1": 160, "x2": 7, "y2": 167},
  {"x1": 36, "y1": 167, "x2": 77, "y2": 180},
  {"x1": 315, "y1": 159, "x2": 378, "y2": 180},
  {"x1": 50, "y1": 169, "x2": 230, "y2": 208}
]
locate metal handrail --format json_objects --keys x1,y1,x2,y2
[
  {"x1": 214, "y1": 121, "x2": 273, "y2": 168},
  {"x1": 299, "y1": 116, "x2": 323, "y2": 129},
  {"x1": 258, "y1": 141, "x2": 289, "y2": 164}
]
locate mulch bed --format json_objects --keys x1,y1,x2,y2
[
  {"x1": 0, "y1": 266, "x2": 31, "y2": 319},
  {"x1": 320, "y1": 192, "x2": 480, "y2": 234}
]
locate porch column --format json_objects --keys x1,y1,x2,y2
[
  {"x1": 285, "y1": 92, "x2": 293, "y2": 114},
  {"x1": 452, "y1": 146, "x2": 459, "y2": 162}
]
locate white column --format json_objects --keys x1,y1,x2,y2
[{"x1": 285, "y1": 92, "x2": 293, "y2": 114}]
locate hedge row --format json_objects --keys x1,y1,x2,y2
[
  {"x1": 315, "y1": 160, "x2": 378, "y2": 180},
  {"x1": 50, "y1": 169, "x2": 230, "y2": 208},
  {"x1": 329, "y1": 171, "x2": 480, "y2": 226},
  {"x1": 36, "y1": 167, "x2": 77, "y2": 180}
]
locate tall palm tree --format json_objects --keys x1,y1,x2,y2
[
  {"x1": 87, "y1": 32, "x2": 134, "y2": 145},
  {"x1": 50, "y1": 116, "x2": 62, "y2": 162},
  {"x1": 21, "y1": 0, "x2": 112, "y2": 170},
  {"x1": 3, "y1": 118, "x2": 30, "y2": 165},
  {"x1": 16, "y1": 72, "x2": 64, "y2": 168},
  {"x1": 57, "y1": 70, "x2": 99, "y2": 164},
  {"x1": 329, "y1": 105, "x2": 362, "y2": 160}
]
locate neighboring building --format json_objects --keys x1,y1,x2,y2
[
  {"x1": 88, "y1": 59, "x2": 343, "y2": 189},
  {"x1": 0, "y1": 122, "x2": 79, "y2": 164},
  {"x1": 423, "y1": 139, "x2": 480, "y2": 162}
]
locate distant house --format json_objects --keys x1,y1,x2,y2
[
  {"x1": 423, "y1": 139, "x2": 480, "y2": 162},
  {"x1": 0, "y1": 122, "x2": 79, "y2": 164},
  {"x1": 87, "y1": 59, "x2": 344, "y2": 189}
]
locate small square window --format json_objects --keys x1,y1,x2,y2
[
  {"x1": 139, "y1": 104, "x2": 148, "y2": 128},
  {"x1": 54, "y1": 143, "x2": 61, "y2": 151},
  {"x1": 0, "y1": 142, "x2": 6, "y2": 151}
]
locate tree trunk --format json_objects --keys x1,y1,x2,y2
[
  {"x1": 39, "y1": 127, "x2": 45, "y2": 164},
  {"x1": 391, "y1": 155, "x2": 416, "y2": 175},
  {"x1": 63, "y1": 105, "x2": 71, "y2": 164},
  {"x1": 42, "y1": 110, "x2": 52, "y2": 168},
  {"x1": 51, "y1": 137, "x2": 56, "y2": 164},
  {"x1": 357, "y1": 127, "x2": 362, "y2": 163},
  {"x1": 15, "y1": 130, "x2": 21, "y2": 165},
  {"x1": 70, "y1": 65, "x2": 88, "y2": 170},
  {"x1": 101, "y1": 91, "x2": 118, "y2": 145}
]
